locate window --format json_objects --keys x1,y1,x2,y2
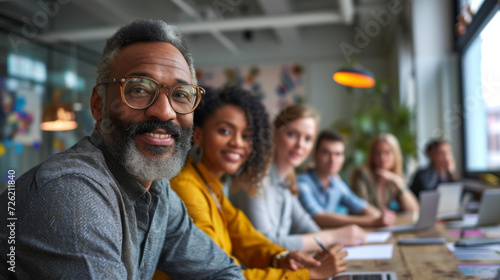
[{"x1": 459, "y1": 3, "x2": 500, "y2": 177}]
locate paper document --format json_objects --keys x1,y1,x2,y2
[
  {"x1": 457, "y1": 264, "x2": 500, "y2": 278},
  {"x1": 462, "y1": 214, "x2": 479, "y2": 222},
  {"x1": 365, "y1": 232, "x2": 391, "y2": 243},
  {"x1": 446, "y1": 242, "x2": 500, "y2": 260},
  {"x1": 453, "y1": 251, "x2": 500, "y2": 260},
  {"x1": 446, "y1": 242, "x2": 500, "y2": 252},
  {"x1": 343, "y1": 244, "x2": 393, "y2": 260}
]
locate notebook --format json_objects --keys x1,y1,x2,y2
[
  {"x1": 330, "y1": 271, "x2": 398, "y2": 280},
  {"x1": 436, "y1": 182, "x2": 465, "y2": 220},
  {"x1": 446, "y1": 189, "x2": 500, "y2": 228},
  {"x1": 378, "y1": 191, "x2": 440, "y2": 232}
]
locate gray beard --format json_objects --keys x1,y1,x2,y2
[
  {"x1": 99, "y1": 114, "x2": 193, "y2": 183},
  {"x1": 121, "y1": 132, "x2": 192, "y2": 182}
]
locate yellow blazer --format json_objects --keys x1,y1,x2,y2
[{"x1": 154, "y1": 158, "x2": 308, "y2": 279}]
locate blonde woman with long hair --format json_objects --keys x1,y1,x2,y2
[{"x1": 350, "y1": 133, "x2": 419, "y2": 213}]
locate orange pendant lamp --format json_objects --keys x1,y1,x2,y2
[
  {"x1": 40, "y1": 89, "x2": 78, "y2": 131},
  {"x1": 333, "y1": 67, "x2": 375, "y2": 88},
  {"x1": 41, "y1": 102, "x2": 78, "y2": 131}
]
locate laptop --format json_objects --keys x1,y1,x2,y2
[
  {"x1": 330, "y1": 271, "x2": 398, "y2": 280},
  {"x1": 378, "y1": 191, "x2": 440, "y2": 232},
  {"x1": 436, "y1": 182, "x2": 465, "y2": 220},
  {"x1": 446, "y1": 189, "x2": 500, "y2": 228}
]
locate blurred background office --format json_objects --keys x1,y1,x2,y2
[{"x1": 0, "y1": 0, "x2": 498, "y2": 191}]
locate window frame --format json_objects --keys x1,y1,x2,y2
[{"x1": 456, "y1": 0, "x2": 500, "y2": 179}]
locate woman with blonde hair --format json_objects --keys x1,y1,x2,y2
[
  {"x1": 231, "y1": 104, "x2": 367, "y2": 252},
  {"x1": 350, "y1": 133, "x2": 419, "y2": 212}
]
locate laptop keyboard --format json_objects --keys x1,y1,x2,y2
[{"x1": 352, "y1": 274, "x2": 384, "y2": 280}]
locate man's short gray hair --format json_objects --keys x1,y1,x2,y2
[{"x1": 96, "y1": 19, "x2": 196, "y2": 97}]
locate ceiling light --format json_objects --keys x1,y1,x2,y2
[
  {"x1": 41, "y1": 102, "x2": 78, "y2": 131},
  {"x1": 333, "y1": 67, "x2": 375, "y2": 88}
]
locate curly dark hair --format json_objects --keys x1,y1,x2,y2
[{"x1": 194, "y1": 86, "x2": 273, "y2": 196}]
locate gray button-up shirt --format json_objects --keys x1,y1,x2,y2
[
  {"x1": 0, "y1": 130, "x2": 243, "y2": 280},
  {"x1": 230, "y1": 164, "x2": 320, "y2": 251}
]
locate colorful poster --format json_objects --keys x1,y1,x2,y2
[
  {"x1": 196, "y1": 63, "x2": 305, "y2": 120},
  {"x1": 0, "y1": 77, "x2": 42, "y2": 145}
]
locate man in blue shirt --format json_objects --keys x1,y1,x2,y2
[
  {"x1": 0, "y1": 19, "x2": 243, "y2": 280},
  {"x1": 298, "y1": 130, "x2": 396, "y2": 228}
]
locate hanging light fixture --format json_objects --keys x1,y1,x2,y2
[
  {"x1": 333, "y1": 67, "x2": 375, "y2": 88},
  {"x1": 40, "y1": 101, "x2": 78, "y2": 131}
]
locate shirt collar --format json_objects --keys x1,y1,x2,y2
[
  {"x1": 90, "y1": 129, "x2": 163, "y2": 202},
  {"x1": 309, "y1": 169, "x2": 337, "y2": 191},
  {"x1": 269, "y1": 163, "x2": 289, "y2": 189}
]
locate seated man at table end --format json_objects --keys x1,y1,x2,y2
[
  {"x1": 410, "y1": 138, "x2": 457, "y2": 199},
  {"x1": 298, "y1": 130, "x2": 396, "y2": 228}
]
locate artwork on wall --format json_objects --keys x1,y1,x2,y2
[
  {"x1": 196, "y1": 63, "x2": 306, "y2": 119},
  {"x1": 0, "y1": 76, "x2": 42, "y2": 145}
]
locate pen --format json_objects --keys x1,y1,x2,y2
[{"x1": 314, "y1": 236, "x2": 328, "y2": 251}]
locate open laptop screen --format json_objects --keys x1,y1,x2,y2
[{"x1": 436, "y1": 182, "x2": 463, "y2": 217}]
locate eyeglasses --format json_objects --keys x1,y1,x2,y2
[{"x1": 98, "y1": 76, "x2": 205, "y2": 115}]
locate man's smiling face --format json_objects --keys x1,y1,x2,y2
[{"x1": 92, "y1": 42, "x2": 194, "y2": 187}]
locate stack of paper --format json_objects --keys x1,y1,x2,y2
[
  {"x1": 365, "y1": 232, "x2": 391, "y2": 243},
  {"x1": 446, "y1": 243, "x2": 500, "y2": 260},
  {"x1": 457, "y1": 264, "x2": 500, "y2": 278},
  {"x1": 343, "y1": 244, "x2": 393, "y2": 260}
]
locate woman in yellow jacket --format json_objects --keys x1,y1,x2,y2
[{"x1": 155, "y1": 87, "x2": 347, "y2": 279}]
